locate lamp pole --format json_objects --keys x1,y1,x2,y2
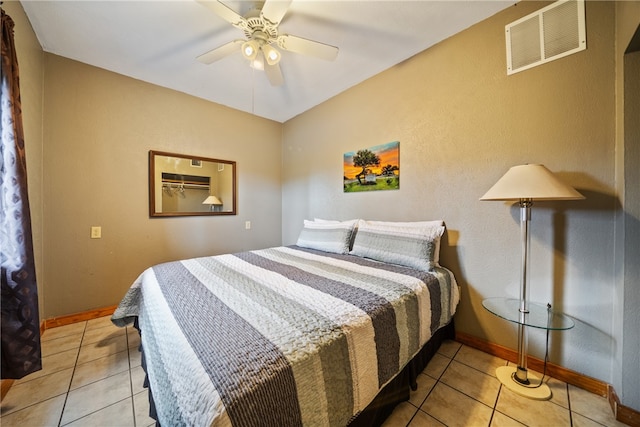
[{"x1": 516, "y1": 199, "x2": 532, "y2": 385}]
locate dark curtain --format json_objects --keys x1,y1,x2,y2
[{"x1": 1, "y1": 9, "x2": 42, "y2": 379}]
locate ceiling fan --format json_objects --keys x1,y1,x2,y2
[{"x1": 196, "y1": 0, "x2": 339, "y2": 86}]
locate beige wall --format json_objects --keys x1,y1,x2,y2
[
  {"x1": 42, "y1": 55, "x2": 282, "y2": 317},
  {"x1": 283, "y1": 1, "x2": 618, "y2": 388},
  {"x1": 3, "y1": 1, "x2": 45, "y2": 315}
]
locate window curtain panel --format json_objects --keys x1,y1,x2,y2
[{"x1": 1, "y1": 9, "x2": 42, "y2": 379}]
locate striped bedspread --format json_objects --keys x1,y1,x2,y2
[{"x1": 112, "y1": 245, "x2": 459, "y2": 427}]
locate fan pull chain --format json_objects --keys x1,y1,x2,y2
[{"x1": 251, "y1": 65, "x2": 255, "y2": 115}]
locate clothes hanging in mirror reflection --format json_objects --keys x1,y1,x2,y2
[{"x1": 163, "y1": 183, "x2": 187, "y2": 198}]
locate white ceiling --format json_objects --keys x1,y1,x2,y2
[{"x1": 21, "y1": 0, "x2": 513, "y2": 123}]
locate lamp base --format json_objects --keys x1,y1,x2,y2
[{"x1": 496, "y1": 366, "x2": 551, "y2": 400}]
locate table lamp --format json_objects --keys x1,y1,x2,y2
[
  {"x1": 480, "y1": 164, "x2": 584, "y2": 399},
  {"x1": 202, "y1": 195, "x2": 223, "y2": 212}
]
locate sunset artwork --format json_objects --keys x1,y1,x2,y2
[{"x1": 343, "y1": 141, "x2": 399, "y2": 192}]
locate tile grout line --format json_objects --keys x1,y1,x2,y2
[
  {"x1": 59, "y1": 320, "x2": 135, "y2": 426},
  {"x1": 489, "y1": 367, "x2": 506, "y2": 427},
  {"x1": 489, "y1": 358, "x2": 511, "y2": 426},
  {"x1": 567, "y1": 382, "x2": 574, "y2": 426},
  {"x1": 56, "y1": 320, "x2": 88, "y2": 427},
  {"x1": 126, "y1": 326, "x2": 138, "y2": 427},
  {"x1": 404, "y1": 347, "x2": 458, "y2": 426},
  {"x1": 418, "y1": 352, "x2": 461, "y2": 427},
  {"x1": 58, "y1": 319, "x2": 123, "y2": 426},
  {"x1": 433, "y1": 350, "x2": 504, "y2": 426}
]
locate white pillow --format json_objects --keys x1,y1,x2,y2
[
  {"x1": 296, "y1": 220, "x2": 357, "y2": 255},
  {"x1": 314, "y1": 218, "x2": 360, "y2": 225},
  {"x1": 351, "y1": 221, "x2": 445, "y2": 271},
  {"x1": 313, "y1": 218, "x2": 340, "y2": 223},
  {"x1": 361, "y1": 219, "x2": 443, "y2": 228}
]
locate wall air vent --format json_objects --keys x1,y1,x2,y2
[{"x1": 506, "y1": 0, "x2": 586, "y2": 75}]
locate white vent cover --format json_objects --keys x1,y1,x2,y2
[{"x1": 506, "y1": 0, "x2": 586, "y2": 75}]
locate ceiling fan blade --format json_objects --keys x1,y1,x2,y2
[
  {"x1": 197, "y1": 40, "x2": 243, "y2": 64},
  {"x1": 260, "y1": 0, "x2": 292, "y2": 26},
  {"x1": 264, "y1": 61, "x2": 284, "y2": 87},
  {"x1": 197, "y1": 0, "x2": 245, "y2": 28},
  {"x1": 277, "y1": 35, "x2": 339, "y2": 61}
]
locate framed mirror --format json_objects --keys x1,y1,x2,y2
[{"x1": 149, "y1": 150, "x2": 236, "y2": 217}]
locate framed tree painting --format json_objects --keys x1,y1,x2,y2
[{"x1": 343, "y1": 141, "x2": 399, "y2": 192}]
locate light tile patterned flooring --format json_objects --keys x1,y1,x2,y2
[
  {"x1": 1, "y1": 316, "x2": 154, "y2": 427},
  {"x1": 0, "y1": 316, "x2": 627, "y2": 427}
]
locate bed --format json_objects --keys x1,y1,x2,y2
[{"x1": 112, "y1": 219, "x2": 459, "y2": 426}]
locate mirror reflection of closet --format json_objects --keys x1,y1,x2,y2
[{"x1": 149, "y1": 151, "x2": 236, "y2": 217}]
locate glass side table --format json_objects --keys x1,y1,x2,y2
[{"x1": 482, "y1": 297, "x2": 574, "y2": 400}]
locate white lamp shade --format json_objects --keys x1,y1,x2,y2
[
  {"x1": 202, "y1": 195, "x2": 223, "y2": 205},
  {"x1": 480, "y1": 164, "x2": 584, "y2": 201}
]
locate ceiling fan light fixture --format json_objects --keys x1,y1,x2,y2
[
  {"x1": 250, "y1": 53, "x2": 265, "y2": 70},
  {"x1": 262, "y1": 44, "x2": 281, "y2": 65},
  {"x1": 197, "y1": 0, "x2": 340, "y2": 86},
  {"x1": 241, "y1": 40, "x2": 260, "y2": 61}
]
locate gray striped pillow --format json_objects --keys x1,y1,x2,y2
[
  {"x1": 296, "y1": 220, "x2": 357, "y2": 254},
  {"x1": 350, "y1": 222, "x2": 444, "y2": 271}
]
